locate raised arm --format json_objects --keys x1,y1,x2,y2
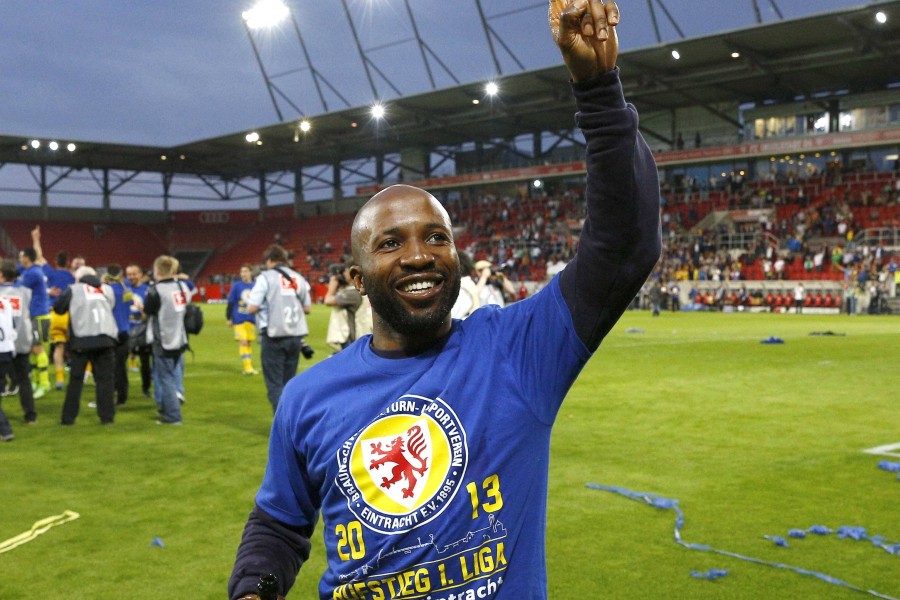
[
  {"x1": 31, "y1": 226, "x2": 48, "y2": 267},
  {"x1": 551, "y1": 0, "x2": 662, "y2": 351}
]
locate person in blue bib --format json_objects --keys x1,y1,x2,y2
[{"x1": 229, "y1": 2, "x2": 662, "y2": 598}]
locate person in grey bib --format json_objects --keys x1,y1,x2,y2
[
  {"x1": 0, "y1": 260, "x2": 37, "y2": 425},
  {"x1": 53, "y1": 266, "x2": 117, "y2": 425},
  {"x1": 142, "y1": 255, "x2": 192, "y2": 425},
  {"x1": 247, "y1": 245, "x2": 312, "y2": 412}
]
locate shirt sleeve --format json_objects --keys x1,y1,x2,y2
[
  {"x1": 248, "y1": 274, "x2": 268, "y2": 308},
  {"x1": 557, "y1": 68, "x2": 662, "y2": 352}
]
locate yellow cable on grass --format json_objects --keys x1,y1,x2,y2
[{"x1": 0, "y1": 510, "x2": 80, "y2": 554}]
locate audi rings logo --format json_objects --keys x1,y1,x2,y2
[{"x1": 199, "y1": 211, "x2": 229, "y2": 224}]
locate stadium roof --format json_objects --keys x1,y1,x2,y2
[{"x1": 2, "y1": 1, "x2": 898, "y2": 182}]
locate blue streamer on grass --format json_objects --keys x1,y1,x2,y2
[
  {"x1": 691, "y1": 568, "x2": 729, "y2": 580},
  {"x1": 877, "y1": 461, "x2": 900, "y2": 473},
  {"x1": 586, "y1": 483, "x2": 899, "y2": 600}
]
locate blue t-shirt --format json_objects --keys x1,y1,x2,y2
[
  {"x1": 109, "y1": 281, "x2": 132, "y2": 336},
  {"x1": 42, "y1": 265, "x2": 75, "y2": 294},
  {"x1": 257, "y1": 277, "x2": 590, "y2": 599},
  {"x1": 125, "y1": 281, "x2": 149, "y2": 330},
  {"x1": 18, "y1": 265, "x2": 50, "y2": 317},
  {"x1": 227, "y1": 280, "x2": 256, "y2": 326}
]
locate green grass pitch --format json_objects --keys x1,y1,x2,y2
[{"x1": 1, "y1": 304, "x2": 898, "y2": 599}]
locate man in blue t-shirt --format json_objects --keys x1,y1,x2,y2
[
  {"x1": 104, "y1": 264, "x2": 133, "y2": 405},
  {"x1": 226, "y1": 264, "x2": 259, "y2": 376},
  {"x1": 125, "y1": 263, "x2": 152, "y2": 398},
  {"x1": 17, "y1": 240, "x2": 51, "y2": 397},
  {"x1": 229, "y1": 3, "x2": 662, "y2": 599}
]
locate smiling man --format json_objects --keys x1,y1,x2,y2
[{"x1": 229, "y1": 2, "x2": 662, "y2": 598}]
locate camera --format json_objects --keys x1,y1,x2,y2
[
  {"x1": 300, "y1": 340, "x2": 315, "y2": 360},
  {"x1": 329, "y1": 263, "x2": 348, "y2": 286}
]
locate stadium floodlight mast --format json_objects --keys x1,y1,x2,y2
[{"x1": 241, "y1": 0, "x2": 291, "y2": 122}]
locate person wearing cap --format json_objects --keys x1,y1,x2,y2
[
  {"x1": 53, "y1": 265, "x2": 118, "y2": 425},
  {"x1": 475, "y1": 259, "x2": 516, "y2": 307}
]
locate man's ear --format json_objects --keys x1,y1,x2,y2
[{"x1": 348, "y1": 265, "x2": 366, "y2": 296}]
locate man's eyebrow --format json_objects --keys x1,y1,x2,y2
[{"x1": 375, "y1": 222, "x2": 450, "y2": 238}]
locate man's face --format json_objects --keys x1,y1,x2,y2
[
  {"x1": 240, "y1": 266, "x2": 253, "y2": 283},
  {"x1": 125, "y1": 266, "x2": 142, "y2": 287},
  {"x1": 18, "y1": 252, "x2": 31, "y2": 268},
  {"x1": 351, "y1": 188, "x2": 460, "y2": 340},
  {"x1": 70, "y1": 257, "x2": 85, "y2": 271}
]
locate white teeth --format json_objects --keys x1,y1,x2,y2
[{"x1": 403, "y1": 281, "x2": 436, "y2": 293}]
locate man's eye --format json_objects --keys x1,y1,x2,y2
[
  {"x1": 379, "y1": 239, "x2": 400, "y2": 249},
  {"x1": 428, "y1": 233, "x2": 449, "y2": 243}
]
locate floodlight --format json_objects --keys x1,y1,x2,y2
[
  {"x1": 371, "y1": 103, "x2": 385, "y2": 120},
  {"x1": 67, "y1": 143, "x2": 76, "y2": 152},
  {"x1": 533, "y1": 179, "x2": 543, "y2": 189},
  {"x1": 242, "y1": 0, "x2": 290, "y2": 30},
  {"x1": 875, "y1": 11, "x2": 887, "y2": 24},
  {"x1": 671, "y1": 50, "x2": 681, "y2": 60},
  {"x1": 30, "y1": 139, "x2": 40, "y2": 149},
  {"x1": 299, "y1": 120, "x2": 311, "y2": 133},
  {"x1": 731, "y1": 52, "x2": 740, "y2": 59},
  {"x1": 472, "y1": 99, "x2": 480, "y2": 105},
  {"x1": 246, "y1": 132, "x2": 261, "y2": 143},
  {"x1": 485, "y1": 82, "x2": 499, "y2": 96},
  {"x1": 48, "y1": 141, "x2": 59, "y2": 151}
]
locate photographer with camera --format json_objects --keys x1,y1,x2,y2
[
  {"x1": 475, "y1": 259, "x2": 517, "y2": 307},
  {"x1": 246, "y1": 245, "x2": 313, "y2": 413}
]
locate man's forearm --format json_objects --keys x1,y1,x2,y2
[
  {"x1": 228, "y1": 505, "x2": 313, "y2": 600},
  {"x1": 559, "y1": 68, "x2": 662, "y2": 351}
]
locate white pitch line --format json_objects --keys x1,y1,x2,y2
[{"x1": 862, "y1": 442, "x2": 900, "y2": 458}]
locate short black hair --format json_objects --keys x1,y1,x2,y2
[
  {"x1": 0, "y1": 259, "x2": 18, "y2": 281},
  {"x1": 263, "y1": 244, "x2": 288, "y2": 264},
  {"x1": 20, "y1": 247, "x2": 37, "y2": 262}
]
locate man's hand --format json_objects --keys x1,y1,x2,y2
[{"x1": 550, "y1": 0, "x2": 619, "y2": 82}]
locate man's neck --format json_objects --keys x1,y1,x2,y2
[{"x1": 369, "y1": 319, "x2": 452, "y2": 356}]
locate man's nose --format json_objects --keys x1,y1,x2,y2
[{"x1": 400, "y1": 239, "x2": 435, "y2": 269}]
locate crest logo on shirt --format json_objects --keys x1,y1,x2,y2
[{"x1": 336, "y1": 395, "x2": 468, "y2": 535}]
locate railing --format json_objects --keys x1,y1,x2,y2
[{"x1": 853, "y1": 227, "x2": 899, "y2": 248}]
